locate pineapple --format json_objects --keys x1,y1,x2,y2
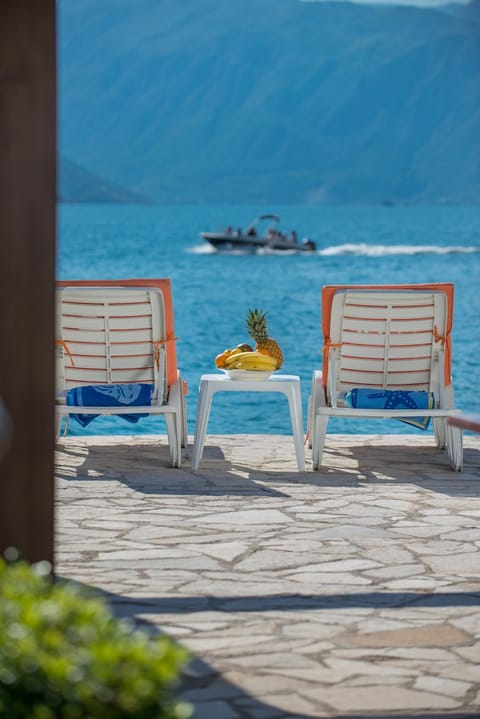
[{"x1": 246, "y1": 308, "x2": 284, "y2": 368}]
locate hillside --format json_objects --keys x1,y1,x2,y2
[
  {"x1": 59, "y1": 156, "x2": 150, "y2": 203},
  {"x1": 58, "y1": 0, "x2": 480, "y2": 204}
]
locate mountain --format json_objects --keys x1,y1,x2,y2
[
  {"x1": 59, "y1": 156, "x2": 150, "y2": 204},
  {"x1": 58, "y1": 0, "x2": 480, "y2": 204},
  {"x1": 439, "y1": 0, "x2": 480, "y2": 21}
]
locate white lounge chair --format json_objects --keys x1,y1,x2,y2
[
  {"x1": 308, "y1": 283, "x2": 463, "y2": 471},
  {"x1": 56, "y1": 279, "x2": 187, "y2": 468}
]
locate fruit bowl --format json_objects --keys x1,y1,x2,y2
[{"x1": 224, "y1": 369, "x2": 275, "y2": 381}]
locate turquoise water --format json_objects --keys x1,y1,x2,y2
[{"x1": 58, "y1": 204, "x2": 480, "y2": 436}]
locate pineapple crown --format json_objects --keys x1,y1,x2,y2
[{"x1": 246, "y1": 307, "x2": 269, "y2": 342}]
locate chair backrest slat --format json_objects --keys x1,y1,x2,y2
[
  {"x1": 56, "y1": 287, "x2": 166, "y2": 401},
  {"x1": 328, "y1": 289, "x2": 447, "y2": 399}
]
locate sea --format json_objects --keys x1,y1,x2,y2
[{"x1": 58, "y1": 204, "x2": 480, "y2": 437}]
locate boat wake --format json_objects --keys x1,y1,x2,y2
[
  {"x1": 187, "y1": 244, "x2": 217, "y2": 254},
  {"x1": 187, "y1": 242, "x2": 480, "y2": 257},
  {"x1": 188, "y1": 245, "x2": 314, "y2": 256},
  {"x1": 319, "y1": 243, "x2": 480, "y2": 257}
]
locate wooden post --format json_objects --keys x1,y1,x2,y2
[{"x1": 0, "y1": 1, "x2": 56, "y2": 566}]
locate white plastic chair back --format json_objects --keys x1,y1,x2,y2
[
  {"x1": 328, "y1": 290, "x2": 447, "y2": 405},
  {"x1": 56, "y1": 287, "x2": 166, "y2": 404}
]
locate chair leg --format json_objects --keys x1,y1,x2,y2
[
  {"x1": 308, "y1": 371, "x2": 325, "y2": 450},
  {"x1": 191, "y1": 380, "x2": 212, "y2": 471},
  {"x1": 306, "y1": 396, "x2": 313, "y2": 449},
  {"x1": 285, "y1": 384, "x2": 305, "y2": 471},
  {"x1": 433, "y1": 417, "x2": 446, "y2": 449},
  {"x1": 164, "y1": 413, "x2": 181, "y2": 468},
  {"x1": 169, "y1": 374, "x2": 188, "y2": 449},
  {"x1": 181, "y1": 387, "x2": 188, "y2": 448},
  {"x1": 312, "y1": 414, "x2": 329, "y2": 470},
  {"x1": 55, "y1": 412, "x2": 64, "y2": 438},
  {"x1": 446, "y1": 424, "x2": 463, "y2": 472}
]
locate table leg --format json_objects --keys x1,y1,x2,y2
[
  {"x1": 285, "y1": 385, "x2": 305, "y2": 471},
  {"x1": 191, "y1": 380, "x2": 213, "y2": 470}
]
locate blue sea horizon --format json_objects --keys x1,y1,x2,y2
[{"x1": 58, "y1": 203, "x2": 480, "y2": 437}]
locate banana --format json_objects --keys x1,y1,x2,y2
[
  {"x1": 234, "y1": 361, "x2": 277, "y2": 371},
  {"x1": 223, "y1": 349, "x2": 278, "y2": 371},
  {"x1": 224, "y1": 350, "x2": 248, "y2": 366},
  {"x1": 228, "y1": 352, "x2": 278, "y2": 370},
  {"x1": 234, "y1": 362, "x2": 277, "y2": 371},
  {"x1": 238, "y1": 357, "x2": 277, "y2": 368},
  {"x1": 233, "y1": 351, "x2": 276, "y2": 363}
]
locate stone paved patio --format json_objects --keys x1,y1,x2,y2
[{"x1": 55, "y1": 433, "x2": 480, "y2": 718}]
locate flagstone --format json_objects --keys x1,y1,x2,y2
[
  {"x1": 454, "y1": 644, "x2": 480, "y2": 662},
  {"x1": 182, "y1": 541, "x2": 249, "y2": 562},
  {"x1": 231, "y1": 651, "x2": 321, "y2": 670},
  {"x1": 364, "y1": 563, "x2": 426, "y2": 579},
  {"x1": 414, "y1": 674, "x2": 470, "y2": 697},
  {"x1": 408, "y1": 539, "x2": 476, "y2": 554},
  {"x1": 424, "y1": 552, "x2": 480, "y2": 574},
  {"x1": 304, "y1": 685, "x2": 459, "y2": 711},
  {"x1": 375, "y1": 577, "x2": 446, "y2": 591},
  {"x1": 312, "y1": 524, "x2": 395, "y2": 539},
  {"x1": 441, "y1": 528, "x2": 480, "y2": 541},
  {"x1": 284, "y1": 571, "x2": 373, "y2": 586},
  {"x1": 345, "y1": 624, "x2": 470, "y2": 648},
  {"x1": 184, "y1": 634, "x2": 278, "y2": 653},
  {"x1": 236, "y1": 550, "x2": 310, "y2": 572},
  {"x1": 185, "y1": 509, "x2": 292, "y2": 525},
  {"x1": 255, "y1": 691, "x2": 319, "y2": 715},
  {"x1": 391, "y1": 523, "x2": 451, "y2": 538},
  {"x1": 362, "y1": 546, "x2": 415, "y2": 563}
]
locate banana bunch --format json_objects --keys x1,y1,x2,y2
[{"x1": 224, "y1": 350, "x2": 277, "y2": 371}]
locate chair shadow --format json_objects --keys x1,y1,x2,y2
[
  {"x1": 55, "y1": 438, "x2": 290, "y2": 497},
  {"x1": 195, "y1": 439, "x2": 480, "y2": 499},
  {"x1": 59, "y1": 577, "x2": 480, "y2": 719},
  {"x1": 312, "y1": 441, "x2": 480, "y2": 498},
  {"x1": 55, "y1": 438, "x2": 480, "y2": 499}
]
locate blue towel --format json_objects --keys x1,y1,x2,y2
[
  {"x1": 344, "y1": 388, "x2": 434, "y2": 430},
  {"x1": 66, "y1": 383, "x2": 154, "y2": 427}
]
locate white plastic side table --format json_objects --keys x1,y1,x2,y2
[{"x1": 191, "y1": 373, "x2": 305, "y2": 471}]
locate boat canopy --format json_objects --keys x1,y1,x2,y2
[{"x1": 246, "y1": 214, "x2": 280, "y2": 233}]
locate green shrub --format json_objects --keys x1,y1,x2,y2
[{"x1": 0, "y1": 556, "x2": 192, "y2": 719}]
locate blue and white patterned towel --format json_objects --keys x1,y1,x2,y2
[
  {"x1": 66, "y1": 383, "x2": 154, "y2": 427},
  {"x1": 344, "y1": 389, "x2": 434, "y2": 430}
]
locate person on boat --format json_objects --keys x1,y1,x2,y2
[
  {"x1": 236, "y1": 227, "x2": 243, "y2": 236},
  {"x1": 289, "y1": 230, "x2": 298, "y2": 244},
  {"x1": 225, "y1": 226, "x2": 233, "y2": 235},
  {"x1": 247, "y1": 226, "x2": 256, "y2": 237}
]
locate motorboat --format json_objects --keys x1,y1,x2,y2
[{"x1": 200, "y1": 214, "x2": 316, "y2": 254}]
